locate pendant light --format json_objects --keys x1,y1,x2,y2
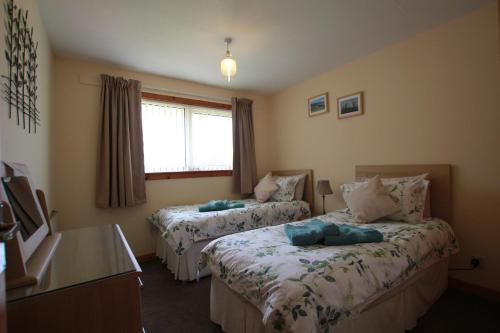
[{"x1": 220, "y1": 37, "x2": 237, "y2": 82}]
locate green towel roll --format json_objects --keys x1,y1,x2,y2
[
  {"x1": 323, "y1": 225, "x2": 383, "y2": 246},
  {"x1": 198, "y1": 200, "x2": 245, "y2": 212},
  {"x1": 284, "y1": 219, "x2": 339, "y2": 246},
  {"x1": 284, "y1": 219, "x2": 326, "y2": 246},
  {"x1": 323, "y1": 223, "x2": 340, "y2": 236}
]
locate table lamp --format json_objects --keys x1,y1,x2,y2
[{"x1": 316, "y1": 180, "x2": 333, "y2": 215}]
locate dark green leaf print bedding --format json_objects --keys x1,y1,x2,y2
[
  {"x1": 200, "y1": 210, "x2": 459, "y2": 332},
  {"x1": 148, "y1": 199, "x2": 310, "y2": 256}
]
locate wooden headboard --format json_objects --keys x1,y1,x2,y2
[
  {"x1": 355, "y1": 164, "x2": 452, "y2": 222},
  {"x1": 272, "y1": 169, "x2": 314, "y2": 213}
]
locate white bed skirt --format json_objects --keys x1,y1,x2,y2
[
  {"x1": 155, "y1": 232, "x2": 213, "y2": 281},
  {"x1": 210, "y1": 258, "x2": 449, "y2": 333}
]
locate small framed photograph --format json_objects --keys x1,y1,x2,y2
[
  {"x1": 308, "y1": 93, "x2": 329, "y2": 117},
  {"x1": 337, "y1": 92, "x2": 363, "y2": 119}
]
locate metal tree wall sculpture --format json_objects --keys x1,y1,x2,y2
[{"x1": 2, "y1": 0, "x2": 39, "y2": 133}]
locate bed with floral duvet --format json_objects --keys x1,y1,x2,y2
[
  {"x1": 148, "y1": 199, "x2": 310, "y2": 257},
  {"x1": 199, "y1": 210, "x2": 459, "y2": 333}
]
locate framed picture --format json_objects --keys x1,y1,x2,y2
[
  {"x1": 308, "y1": 93, "x2": 329, "y2": 117},
  {"x1": 337, "y1": 91, "x2": 363, "y2": 119}
]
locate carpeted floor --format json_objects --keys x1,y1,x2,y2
[{"x1": 141, "y1": 259, "x2": 500, "y2": 333}]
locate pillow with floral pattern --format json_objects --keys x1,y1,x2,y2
[
  {"x1": 381, "y1": 174, "x2": 429, "y2": 223},
  {"x1": 340, "y1": 174, "x2": 429, "y2": 223},
  {"x1": 270, "y1": 175, "x2": 302, "y2": 202},
  {"x1": 340, "y1": 180, "x2": 366, "y2": 195}
]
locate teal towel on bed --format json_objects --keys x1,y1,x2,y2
[
  {"x1": 323, "y1": 223, "x2": 340, "y2": 236},
  {"x1": 198, "y1": 200, "x2": 245, "y2": 212},
  {"x1": 284, "y1": 219, "x2": 382, "y2": 246},
  {"x1": 284, "y1": 219, "x2": 330, "y2": 246},
  {"x1": 323, "y1": 225, "x2": 383, "y2": 246}
]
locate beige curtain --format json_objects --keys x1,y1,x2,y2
[
  {"x1": 232, "y1": 97, "x2": 257, "y2": 194},
  {"x1": 96, "y1": 74, "x2": 146, "y2": 208}
]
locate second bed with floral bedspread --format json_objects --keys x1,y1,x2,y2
[
  {"x1": 148, "y1": 199, "x2": 310, "y2": 257},
  {"x1": 200, "y1": 210, "x2": 459, "y2": 333}
]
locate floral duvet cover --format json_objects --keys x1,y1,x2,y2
[
  {"x1": 148, "y1": 199, "x2": 310, "y2": 256},
  {"x1": 200, "y1": 210, "x2": 459, "y2": 333}
]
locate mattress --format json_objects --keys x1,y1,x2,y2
[{"x1": 200, "y1": 210, "x2": 459, "y2": 332}]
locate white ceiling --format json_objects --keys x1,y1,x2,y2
[{"x1": 38, "y1": 0, "x2": 492, "y2": 94}]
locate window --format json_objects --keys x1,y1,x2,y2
[{"x1": 141, "y1": 95, "x2": 233, "y2": 178}]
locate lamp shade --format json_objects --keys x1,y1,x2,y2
[
  {"x1": 316, "y1": 180, "x2": 333, "y2": 195},
  {"x1": 220, "y1": 52, "x2": 237, "y2": 82}
]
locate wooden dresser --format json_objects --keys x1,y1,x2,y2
[{"x1": 6, "y1": 224, "x2": 143, "y2": 333}]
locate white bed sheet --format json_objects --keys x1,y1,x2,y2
[{"x1": 155, "y1": 232, "x2": 212, "y2": 281}]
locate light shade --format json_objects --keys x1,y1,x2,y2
[
  {"x1": 220, "y1": 53, "x2": 237, "y2": 82},
  {"x1": 316, "y1": 180, "x2": 333, "y2": 195}
]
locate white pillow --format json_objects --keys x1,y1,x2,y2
[
  {"x1": 341, "y1": 174, "x2": 430, "y2": 223},
  {"x1": 254, "y1": 172, "x2": 278, "y2": 203},
  {"x1": 293, "y1": 174, "x2": 307, "y2": 201},
  {"x1": 342, "y1": 176, "x2": 400, "y2": 223},
  {"x1": 270, "y1": 175, "x2": 302, "y2": 202},
  {"x1": 382, "y1": 174, "x2": 429, "y2": 223}
]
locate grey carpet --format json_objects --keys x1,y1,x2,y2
[{"x1": 141, "y1": 259, "x2": 500, "y2": 333}]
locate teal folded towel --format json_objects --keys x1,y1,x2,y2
[
  {"x1": 323, "y1": 225, "x2": 383, "y2": 246},
  {"x1": 284, "y1": 219, "x2": 328, "y2": 246},
  {"x1": 323, "y1": 223, "x2": 340, "y2": 236},
  {"x1": 198, "y1": 200, "x2": 245, "y2": 212},
  {"x1": 284, "y1": 220, "x2": 382, "y2": 246}
]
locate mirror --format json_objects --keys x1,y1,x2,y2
[{"x1": 1, "y1": 176, "x2": 44, "y2": 241}]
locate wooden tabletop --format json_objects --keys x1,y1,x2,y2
[{"x1": 7, "y1": 224, "x2": 140, "y2": 303}]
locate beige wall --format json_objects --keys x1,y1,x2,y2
[
  {"x1": 266, "y1": 4, "x2": 500, "y2": 291},
  {"x1": 0, "y1": 0, "x2": 54, "y2": 204},
  {"x1": 52, "y1": 58, "x2": 271, "y2": 256}
]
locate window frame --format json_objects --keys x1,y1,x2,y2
[{"x1": 141, "y1": 92, "x2": 233, "y2": 180}]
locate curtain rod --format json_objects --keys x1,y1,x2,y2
[
  {"x1": 78, "y1": 75, "x2": 232, "y2": 104},
  {"x1": 142, "y1": 85, "x2": 232, "y2": 104}
]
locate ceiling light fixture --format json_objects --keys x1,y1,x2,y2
[{"x1": 220, "y1": 37, "x2": 237, "y2": 82}]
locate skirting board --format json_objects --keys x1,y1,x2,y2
[{"x1": 449, "y1": 278, "x2": 500, "y2": 303}]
